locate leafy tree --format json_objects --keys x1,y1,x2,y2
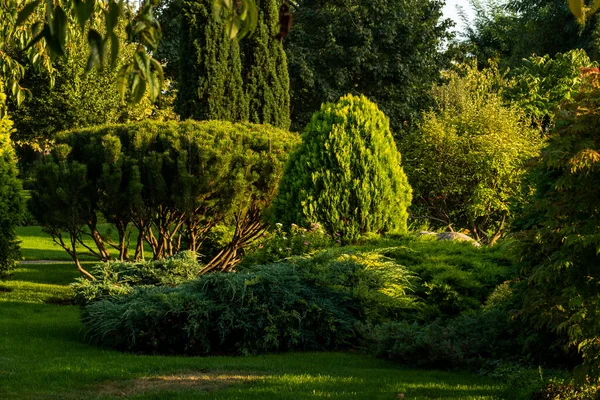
[
  {"x1": 0, "y1": 80, "x2": 23, "y2": 278},
  {"x1": 401, "y1": 63, "x2": 541, "y2": 244},
  {"x1": 285, "y1": 0, "x2": 453, "y2": 133},
  {"x1": 505, "y1": 49, "x2": 596, "y2": 131},
  {"x1": 271, "y1": 94, "x2": 412, "y2": 242},
  {"x1": 515, "y1": 67, "x2": 600, "y2": 380},
  {"x1": 463, "y1": 0, "x2": 600, "y2": 70},
  {"x1": 7, "y1": 22, "x2": 175, "y2": 154}
]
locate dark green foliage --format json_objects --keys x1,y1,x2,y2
[
  {"x1": 272, "y1": 94, "x2": 412, "y2": 242},
  {"x1": 0, "y1": 82, "x2": 23, "y2": 278},
  {"x1": 81, "y1": 237, "x2": 517, "y2": 356},
  {"x1": 176, "y1": 0, "x2": 290, "y2": 128},
  {"x1": 286, "y1": 0, "x2": 453, "y2": 132},
  {"x1": 367, "y1": 309, "x2": 515, "y2": 370},
  {"x1": 72, "y1": 251, "x2": 203, "y2": 305},
  {"x1": 31, "y1": 120, "x2": 299, "y2": 274},
  {"x1": 464, "y1": 0, "x2": 600, "y2": 71},
  {"x1": 515, "y1": 68, "x2": 600, "y2": 380},
  {"x1": 241, "y1": 0, "x2": 291, "y2": 129},
  {"x1": 83, "y1": 264, "x2": 357, "y2": 355},
  {"x1": 176, "y1": 0, "x2": 248, "y2": 121},
  {"x1": 82, "y1": 246, "x2": 419, "y2": 354}
]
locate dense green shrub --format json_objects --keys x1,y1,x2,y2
[
  {"x1": 377, "y1": 237, "x2": 515, "y2": 319},
  {"x1": 271, "y1": 94, "x2": 412, "y2": 242},
  {"x1": 31, "y1": 120, "x2": 299, "y2": 277},
  {"x1": 367, "y1": 309, "x2": 516, "y2": 370},
  {"x1": 401, "y1": 63, "x2": 541, "y2": 244},
  {"x1": 515, "y1": 68, "x2": 600, "y2": 380},
  {"x1": 72, "y1": 251, "x2": 203, "y2": 305},
  {"x1": 82, "y1": 247, "x2": 419, "y2": 354},
  {"x1": 0, "y1": 82, "x2": 23, "y2": 278}
]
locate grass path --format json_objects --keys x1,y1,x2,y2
[{"x1": 1, "y1": 246, "x2": 507, "y2": 399}]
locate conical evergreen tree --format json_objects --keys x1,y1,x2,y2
[
  {"x1": 241, "y1": 0, "x2": 291, "y2": 129},
  {"x1": 176, "y1": 0, "x2": 248, "y2": 121}
]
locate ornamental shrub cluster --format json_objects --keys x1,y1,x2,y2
[
  {"x1": 271, "y1": 94, "x2": 412, "y2": 242},
  {"x1": 81, "y1": 236, "x2": 520, "y2": 357},
  {"x1": 82, "y1": 247, "x2": 418, "y2": 354},
  {"x1": 30, "y1": 120, "x2": 299, "y2": 277},
  {"x1": 0, "y1": 81, "x2": 23, "y2": 278}
]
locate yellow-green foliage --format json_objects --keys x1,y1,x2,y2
[
  {"x1": 272, "y1": 94, "x2": 412, "y2": 242},
  {"x1": 401, "y1": 63, "x2": 541, "y2": 243},
  {"x1": 0, "y1": 80, "x2": 23, "y2": 277}
]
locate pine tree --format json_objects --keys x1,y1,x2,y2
[
  {"x1": 241, "y1": 0, "x2": 291, "y2": 129},
  {"x1": 176, "y1": 0, "x2": 248, "y2": 121},
  {"x1": 0, "y1": 80, "x2": 23, "y2": 278}
]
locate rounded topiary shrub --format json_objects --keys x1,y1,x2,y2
[
  {"x1": 0, "y1": 83, "x2": 23, "y2": 278},
  {"x1": 271, "y1": 94, "x2": 411, "y2": 241}
]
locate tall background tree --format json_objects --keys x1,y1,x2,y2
[
  {"x1": 463, "y1": 0, "x2": 600, "y2": 70},
  {"x1": 401, "y1": 62, "x2": 541, "y2": 243},
  {"x1": 176, "y1": 0, "x2": 248, "y2": 122},
  {"x1": 7, "y1": 22, "x2": 175, "y2": 157},
  {"x1": 241, "y1": 0, "x2": 291, "y2": 129},
  {"x1": 285, "y1": 0, "x2": 453, "y2": 133},
  {"x1": 175, "y1": 0, "x2": 290, "y2": 128}
]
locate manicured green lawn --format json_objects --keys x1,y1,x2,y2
[{"x1": 0, "y1": 259, "x2": 507, "y2": 399}]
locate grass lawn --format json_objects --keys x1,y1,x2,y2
[
  {"x1": 17, "y1": 225, "x2": 151, "y2": 261},
  {"x1": 0, "y1": 254, "x2": 508, "y2": 399}
]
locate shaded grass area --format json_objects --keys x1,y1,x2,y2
[
  {"x1": 17, "y1": 225, "x2": 150, "y2": 261},
  {"x1": 0, "y1": 261, "x2": 507, "y2": 399}
]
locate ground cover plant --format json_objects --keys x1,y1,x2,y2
[
  {"x1": 0, "y1": 253, "x2": 508, "y2": 399},
  {"x1": 72, "y1": 251, "x2": 203, "y2": 305},
  {"x1": 79, "y1": 236, "x2": 514, "y2": 358}
]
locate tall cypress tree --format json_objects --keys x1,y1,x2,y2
[
  {"x1": 176, "y1": 0, "x2": 290, "y2": 129},
  {"x1": 241, "y1": 0, "x2": 291, "y2": 129},
  {"x1": 176, "y1": 0, "x2": 248, "y2": 121}
]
